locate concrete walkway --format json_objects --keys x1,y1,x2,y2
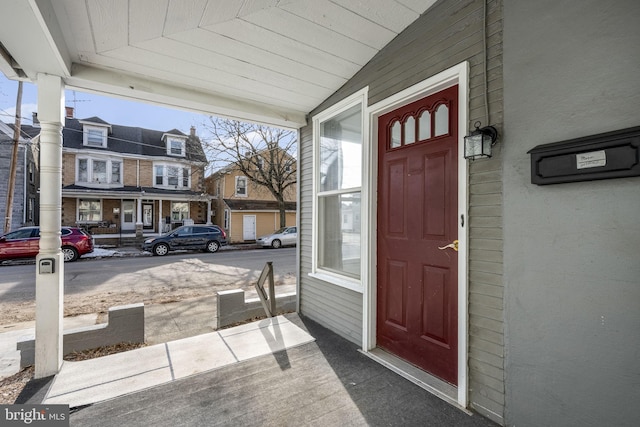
[{"x1": 43, "y1": 314, "x2": 313, "y2": 408}]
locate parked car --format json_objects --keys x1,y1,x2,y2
[
  {"x1": 0, "y1": 226, "x2": 94, "y2": 262},
  {"x1": 256, "y1": 226, "x2": 297, "y2": 249},
  {"x1": 143, "y1": 224, "x2": 228, "y2": 256}
]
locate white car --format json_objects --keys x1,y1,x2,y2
[{"x1": 256, "y1": 226, "x2": 297, "y2": 248}]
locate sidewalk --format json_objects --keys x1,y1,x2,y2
[{"x1": 42, "y1": 314, "x2": 313, "y2": 408}]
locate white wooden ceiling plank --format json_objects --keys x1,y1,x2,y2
[
  {"x1": 169, "y1": 28, "x2": 353, "y2": 89},
  {"x1": 129, "y1": 0, "x2": 169, "y2": 43},
  {"x1": 329, "y1": 0, "x2": 420, "y2": 33},
  {"x1": 281, "y1": 0, "x2": 396, "y2": 50},
  {"x1": 163, "y1": 0, "x2": 208, "y2": 35},
  {"x1": 237, "y1": 0, "x2": 279, "y2": 17},
  {"x1": 86, "y1": 0, "x2": 129, "y2": 53},
  {"x1": 240, "y1": 7, "x2": 376, "y2": 66},
  {"x1": 52, "y1": 0, "x2": 95, "y2": 58},
  {"x1": 200, "y1": 0, "x2": 244, "y2": 25},
  {"x1": 134, "y1": 36, "x2": 337, "y2": 95},
  {"x1": 99, "y1": 46, "x2": 326, "y2": 108},
  {"x1": 396, "y1": 0, "x2": 438, "y2": 14},
  {"x1": 202, "y1": 18, "x2": 358, "y2": 83}
]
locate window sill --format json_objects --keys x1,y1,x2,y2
[{"x1": 308, "y1": 271, "x2": 363, "y2": 293}]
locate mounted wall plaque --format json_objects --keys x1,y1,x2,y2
[{"x1": 528, "y1": 126, "x2": 640, "y2": 185}]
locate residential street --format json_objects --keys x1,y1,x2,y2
[{"x1": 0, "y1": 247, "x2": 296, "y2": 325}]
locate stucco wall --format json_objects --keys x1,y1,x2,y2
[{"x1": 502, "y1": 1, "x2": 640, "y2": 425}]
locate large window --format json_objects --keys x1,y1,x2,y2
[
  {"x1": 171, "y1": 202, "x2": 189, "y2": 221},
  {"x1": 77, "y1": 157, "x2": 122, "y2": 185},
  {"x1": 78, "y1": 199, "x2": 101, "y2": 222},
  {"x1": 314, "y1": 99, "x2": 363, "y2": 283},
  {"x1": 154, "y1": 163, "x2": 191, "y2": 189}
]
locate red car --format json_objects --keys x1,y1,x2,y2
[{"x1": 0, "y1": 226, "x2": 94, "y2": 262}]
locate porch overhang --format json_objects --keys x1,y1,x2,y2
[{"x1": 0, "y1": 0, "x2": 437, "y2": 129}]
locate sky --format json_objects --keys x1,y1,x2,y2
[{"x1": 0, "y1": 73, "x2": 212, "y2": 138}]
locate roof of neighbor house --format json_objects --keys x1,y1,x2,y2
[
  {"x1": 63, "y1": 117, "x2": 207, "y2": 162},
  {"x1": 0, "y1": 122, "x2": 42, "y2": 141},
  {"x1": 224, "y1": 199, "x2": 296, "y2": 211}
]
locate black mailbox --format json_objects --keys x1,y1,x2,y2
[{"x1": 528, "y1": 126, "x2": 640, "y2": 185}]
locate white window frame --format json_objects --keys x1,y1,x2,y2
[
  {"x1": 83, "y1": 125, "x2": 108, "y2": 148},
  {"x1": 153, "y1": 162, "x2": 191, "y2": 189},
  {"x1": 310, "y1": 88, "x2": 368, "y2": 292},
  {"x1": 235, "y1": 176, "x2": 248, "y2": 197},
  {"x1": 76, "y1": 156, "x2": 123, "y2": 186},
  {"x1": 167, "y1": 137, "x2": 186, "y2": 157}
]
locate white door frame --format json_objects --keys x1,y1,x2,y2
[
  {"x1": 242, "y1": 215, "x2": 256, "y2": 241},
  {"x1": 364, "y1": 62, "x2": 470, "y2": 407},
  {"x1": 121, "y1": 199, "x2": 136, "y2": 231}
]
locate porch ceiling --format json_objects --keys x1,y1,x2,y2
[{"x1": 0, "y1": 0, "x2": 436, "y2": 128}]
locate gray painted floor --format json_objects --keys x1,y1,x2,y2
[{"x1": 68, "y1": 316, "x2": 497, "y2": 427}]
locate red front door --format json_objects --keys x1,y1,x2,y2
[{"x1": 377, "y1": 85, "x2": 459, "y2": 385}]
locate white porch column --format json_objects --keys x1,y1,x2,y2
[
  {"x1": 206, "y1": 199, "x2": 212, "y2": 225},
  {"x1": 35, "y1": 74, "x2": 65, "y2": 379},
  {"x1": 135, "y1": 197, "x2": 143, "y2": 237},
  {"x1": 158, "y1": 198, "x2": 163, "y2": 232}
]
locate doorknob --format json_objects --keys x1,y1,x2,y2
[{"x1": 438, "y1": 240, "x2": 458, "y2": 252}]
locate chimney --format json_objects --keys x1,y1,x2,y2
[
  {"x1": 65, "y1": 106, "x2": 74, "y2": 119},
  {"x1": 190, "y1": 126, "x2": 196, "y2": 137},
  {"x1": 32, "y1": 112, "x2": 40, "y2": 127}
]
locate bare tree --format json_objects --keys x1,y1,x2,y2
[{"x1": 203, "y1": 118, "x2": 297, "y2": 228}]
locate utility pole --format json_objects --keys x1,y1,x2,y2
[{"x1": 4, "y1": 81, "x2": 23, "y2": 233}]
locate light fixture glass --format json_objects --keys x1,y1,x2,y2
[{"x1": 464, "y1": 122, "x2": 498, "y2": 160}]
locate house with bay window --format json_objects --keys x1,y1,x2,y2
[{"x1": 60, "y1": 108, "x2": 210, "y2": 242}]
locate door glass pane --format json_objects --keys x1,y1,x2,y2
[
  {"x1": 419, "y1": 111, "x2": 431, "y2": 140},
  {"x1": 318, "y1": 192, "x2": 361, "y2": 279},
  {"x1": 404, "y1": 116, "x2": 416, "y2": 144},
  {"x1": 391, "y1": 121, "x2": 401, "y2": 148},
  {"x1": 434, "y1": 104, "x2": 449, "y2": 136},
  {"x1": 319, "y1": 103, "x2": 362, "y2": 191}
]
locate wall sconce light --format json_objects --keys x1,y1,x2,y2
[{"x1": 464, "y1": 121, "x2": 499, "y2": 160}]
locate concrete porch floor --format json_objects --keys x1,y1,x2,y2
[{"x1": 20, "y1": 314, "x2": 497, "y2": 426}]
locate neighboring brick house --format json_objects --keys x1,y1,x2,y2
[
  {"x1": 61, "y1": 108, "x2": 210, "y2": 243},
  {"x1": 0, "y1": 118, "x2": 40, "y2": 231},
  {"x1": 205, "y1": 151, "x2": 296, "y2": 243}
]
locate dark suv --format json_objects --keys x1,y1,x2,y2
[{"x1": 142, "y1": 225, "x2": 228, "y2": 256}]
